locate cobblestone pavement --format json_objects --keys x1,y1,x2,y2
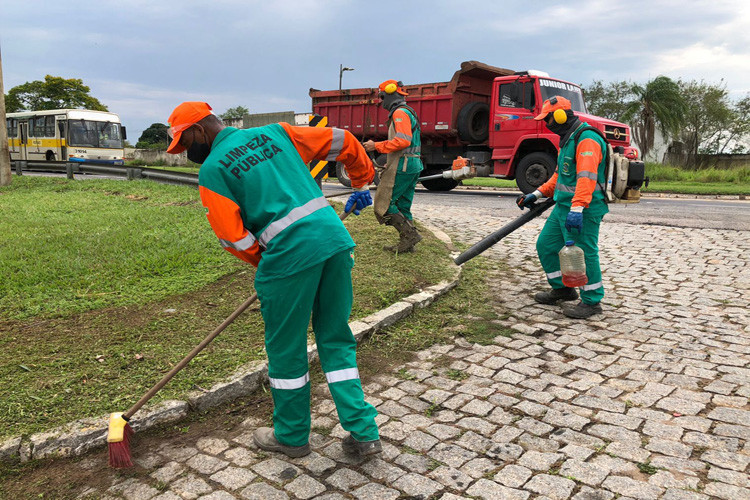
[{"x1": 77, "y1": 207, "x2": 748, "y2": 500}]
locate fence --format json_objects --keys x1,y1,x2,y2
[
  {"x1": 662, "y1": 152, "x2": 750, "y2": 169},
  {"x1": 125, "y1": 148, "x2": 188, "y2": 166}
]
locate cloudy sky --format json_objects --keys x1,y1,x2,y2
[{"x1": 2, "y1": 0, "x2": 749, "y2": 141}]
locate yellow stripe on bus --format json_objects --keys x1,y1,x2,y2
[{"x1": 8, "y1": 138, "x2": 66, "y2": 147}]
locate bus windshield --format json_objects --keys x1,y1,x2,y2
[
  {"x1": 68, "y1": 120, "x2": 123, "y2": 148},
  {"x1": 538, "y1": 79, "x2": 587, "y2": 113}
]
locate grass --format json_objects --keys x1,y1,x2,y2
[
  {"x1": 356, "y1": 256, "x2": 503, "y2": 376},
  {"x1": 0, "y1": 176, "x2": 454, "y2": 440}
]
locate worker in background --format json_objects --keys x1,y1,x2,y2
[
  {"x1": 166, "y1": 102, "x2": 380, "y2": 458},
  {"x1": 363, "y1": 79, "x2": 423, "y2": 253},
  {"x1": 516, "y1": 96, "x2": 608, "y2": 319}
]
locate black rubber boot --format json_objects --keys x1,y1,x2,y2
[
  {"x1": 534, "y1": 287, "x2": 578, "y2": 305},
  {"x1": 563, "y1": 301, "x2": 603, "y2": 319}
]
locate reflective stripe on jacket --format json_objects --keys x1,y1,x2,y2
[{"x1": 198, "y1": 124, "x2": 375, "y2": 279}]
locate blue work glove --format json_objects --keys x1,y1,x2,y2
[
  {"x1": 345, "y1": 189, "x2": 372, "y2": 215},
  {"x1": 516, "y1": 191, "x2": 538, "y2": 210},
  {"x1": 565, "y1": 207, "x2": 584, "y2": 233}
]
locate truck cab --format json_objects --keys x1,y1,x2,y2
[{"x1": 489, "y1": 72, "x2": 636, "y2": 192}]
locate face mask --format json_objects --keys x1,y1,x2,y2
[
  {"x1": 380, "y1": 92, "x2": 404, "y2": 111},
  {"x1": 546, "y1": 110, "x2": 577, "y2": 138},
  {"x1": 187, "y1": 141, "x2": 211, "y2": 164},
  {"x1": 186, "y1": 127, "x2": 211, "y2": 164}
]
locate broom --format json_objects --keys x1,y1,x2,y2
[
  {"x1": 108, "y1": 292, "x2": 258, "y2": 467},
  {"x1": 109, "y1": 204, "x2": 358, "y2": 467}
]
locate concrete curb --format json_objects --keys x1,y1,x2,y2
[{"x1": 0, "y1": 226, "x2": 462, "y2": 465}]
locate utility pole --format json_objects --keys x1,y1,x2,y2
[
  {"x1": 339, "y1": 64, "x2": 354, "y2": 91},
  {"x1": 0, "y1": 43, "x2": 11, "y2": 186}
]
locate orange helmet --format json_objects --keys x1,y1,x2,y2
[
  {"x1": 378, "y1": 79, "x2": 408, "y2": 96},
  {"x1": 534, "y1": 96, "x2": 572, "y2": 123}
]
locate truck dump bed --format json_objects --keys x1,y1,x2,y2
[{"x1": 310, "y1": 61, "x2": 514, "y2": 143}]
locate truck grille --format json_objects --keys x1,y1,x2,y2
[{"x1": 604, "y1": 125, "x2": 629, "y2": 143}]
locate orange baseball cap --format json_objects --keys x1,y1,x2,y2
[
  {"x1": 534, "y1": 96, "x2": 572, "y2": 120},
  {"x1": 167, "y1": 102, "x2": 213, "y2": 154},
  {"x1": 378, "y1": 79, "x2": 408, "y2": 96}
]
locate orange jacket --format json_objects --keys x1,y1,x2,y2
[
  {"x1": 374, "y1": 108, "x2": 414, "y2": 154},
  {"x1": 537, "y1": 137, "x2": 602, "y2": 209}
]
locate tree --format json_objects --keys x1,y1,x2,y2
[
  {"x1": 220, "y1": 106, "x2": 249, "y2": 121},
  {"x1": 136, "y1": 123, "x2": 169, "y2": 149},
  {"x1": 582, "y1": 80, "x2": 633, "y2": 122},
  {"x1": 4, "y1": 75, "x2": 107, "y2": 112},
  {"x1": 622, "y1": 76, "x2": 685, "y2": 160},
  {"x1": 678, "y1": 80, "x2": 746, "y2": 159}
]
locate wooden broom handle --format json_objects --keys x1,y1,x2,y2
[{"x1": 124, "y1": 293, "x2": 258, "y2": 420}]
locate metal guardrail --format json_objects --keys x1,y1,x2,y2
[{"x1": 11, "y1": 160, "x2": 200, "y2": 187}]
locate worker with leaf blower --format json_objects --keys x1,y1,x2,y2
[
  {"x1": 163, "y1": 102, "x2": 380, "y2": 458},
  {"x1": 516, "y1": 96, "x2": 608, "y2": 319},
  {"x1": 363, "y1": 79, "x2": 424, "y2": 253}
]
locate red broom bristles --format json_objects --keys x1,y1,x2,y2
[{"x1": 108, "y1": 423, "x2": 134, "y2": 468}]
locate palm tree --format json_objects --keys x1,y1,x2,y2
[{"x1": 623, "y1": 76, "x2": 686, "y2": 160}]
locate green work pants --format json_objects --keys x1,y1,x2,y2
[
  {"x1": 254, "y1": 249, "x2": 379, "y2": 447},
  {"x1": 386, "y1": 170, "x2": 420, "y2": 221},
  {"x1": 536, "y1": 205, "x2": 605, "y2": 305}
]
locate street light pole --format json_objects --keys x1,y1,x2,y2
[{"x1": 339, "y1": 64, "x2": 354, "y2": 91}]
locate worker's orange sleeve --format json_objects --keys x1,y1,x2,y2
[
  {"x1": 572, "y1": 137, "x2": 603, "y2": 208},
  {"x1": 199, "y1": 186, "x2": 262, "y2": 267},
  {"x1": 537, "y1": 172, "x2": 558, "y2": 198},
  {"x1": 375, "y1": 109, "x2": 413, "y2": 153},
  {"x1": 280, "y1": 122, "x2": 375, "y2": 189}
]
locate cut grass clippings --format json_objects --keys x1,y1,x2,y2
[{"x1": 0, "y1": 176, "x2": 454, "y2": 440}]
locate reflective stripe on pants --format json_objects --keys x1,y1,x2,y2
[{"x1": 255, "y1": 249, "x2": 379, "y2": 446}]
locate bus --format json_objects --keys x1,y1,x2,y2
[{"x1": 6, "y1": 109, "x2": 126, "y2": 165}]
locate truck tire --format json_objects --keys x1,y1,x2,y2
[
  {"x1": 421, "y1": 169, "x2": 458, "y2": 191},
  {"x1": 515, "y1": 152, "x2": 556, "y2": 194},
  {"x1": 335, "y1": 161, "x2": 380, "y2": 187},
  {"x1": 335, "y1": 161, "x2": 352, "y2": 188},
  {"x1": 457, "y1": 102, "x2": 490, "y2": 143}
]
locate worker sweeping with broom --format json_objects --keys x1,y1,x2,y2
[{"x1": 108, "y1": 102, "x2": 380, "y2": 466}]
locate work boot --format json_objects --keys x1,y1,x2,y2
[
  {"x1": 253, "y1": 427, "x2": 311, "y2": 458},
  {"x1": 342, "y1": 434, "x2": 382, "y2": 456},
  {"x1": 533, "y1": 287, "x2": 578, "y2": 305},
  {"x1": 562, "y1": 301, "x2": 603, "y2": 319},
  {"x1": 383, "y1": 213, "x2": 420, "y2": 253}
]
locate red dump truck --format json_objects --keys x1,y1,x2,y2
[{"x1": 310, "y1": 61, "x2": 637, "y2": 193}]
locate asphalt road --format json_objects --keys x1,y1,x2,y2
[{"x1": 322, "y1": 184, "x2": 750, "y2": 231}]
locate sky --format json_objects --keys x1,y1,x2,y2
[{"x1": 2, "y1": 0, "x2": 750, "y2": 142}]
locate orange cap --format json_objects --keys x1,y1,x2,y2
[
  {"x1": 167, "y1": 102, "x2": 213, "y2": 153},
  {"x1": 534, "y1": 96, "x2": 572, "y2": 120},
  {"x1": 378, "y1": 79, "x2": 408, "y2": 96}
]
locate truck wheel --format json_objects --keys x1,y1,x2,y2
[
  {"x1": 335, "y1": 162, "x2": 380, "y2": 187},
  {"x1": 421, "y1": 169, "x2": 458, "y2": 191},
  {"x1": 457, "y1": 102, "x2": 490, "y2": 143},
  {"x1": 515, "y1": 153, "x2": 555, "y2": 194},
  {"x1": 335, "y1": 162, "x2": 352, "y2": 188}
]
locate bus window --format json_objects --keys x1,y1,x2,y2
[
  {"x1": 45, "y1": 116, "x2": 55, "y2": 137},
  {"x1": 6, "y1": 119, "x2": 17, "y2": 137},
  {"x1": 68, "y1": 120, "x2": 123, "y2": 148}
]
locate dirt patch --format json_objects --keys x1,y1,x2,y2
[{"x1": 0, "y1": 392, "x2": 274, "y2": 500}]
